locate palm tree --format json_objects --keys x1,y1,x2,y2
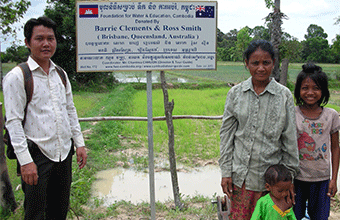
[{"x1": 265, "y1": 0, "x2": 287, "y2": 82}]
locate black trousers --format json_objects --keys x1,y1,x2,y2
[{"x1": 22, "y1": 143, "x2": 73, "y2": 220}]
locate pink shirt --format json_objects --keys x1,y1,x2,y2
[{"x1": 295, "y1": 106, "x2": 340, "y2": 181}]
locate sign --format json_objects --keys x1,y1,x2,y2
[{"x1": 76, "y1": 1, "x2": 217, "y2": 72}]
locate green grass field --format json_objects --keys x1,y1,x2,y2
[{"x1": 165, "y1": 61, "x2": 340, "y2": 85}]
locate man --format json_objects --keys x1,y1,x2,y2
[{"x1": 3, "y1": 16, "x2": 87, "y2": 220}]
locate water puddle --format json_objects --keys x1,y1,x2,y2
[{"x1": 92, "y1": 165, "x2": 223, "y2": 206}]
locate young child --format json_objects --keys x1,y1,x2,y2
[
  {"x1": 293, "y1": 63, "x2": 340, "y2": 220},
  {"x1": 251, "y1": 164, "x2": 296, "y2": 220}
]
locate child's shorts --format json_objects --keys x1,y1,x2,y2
[{"x1": 293, "y1": 179, "x2": 330, "y2": 220}]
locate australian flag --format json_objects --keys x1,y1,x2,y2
[
  {"x1": 79, "y1": 5, "x2": 98, "y2": 18},
  {"x1": 196, "y1": 5, "x2": 214, "y2": 18}
]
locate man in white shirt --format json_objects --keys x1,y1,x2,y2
[{"x1": 3, "y1": 16, "x2": 87, "y2": 220}]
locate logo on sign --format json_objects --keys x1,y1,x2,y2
[
  {"x1": 196, "y1": 6, "x2": 214, "y2": 18},
  {"x1": 79, "y1": 5, "x2": 98, "y2": 18}
]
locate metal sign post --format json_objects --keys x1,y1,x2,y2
[{"x1": 146, "y1": 70, "x2": 156, "y2": 220}]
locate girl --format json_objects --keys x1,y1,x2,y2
[
  {"x1": 293, "y1": 63, "x2": 340, "y2": 220},
  {"x1": 219, "y1": 39, "x2": 299, "y2": 220}
]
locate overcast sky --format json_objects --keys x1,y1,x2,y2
[{"x1": 2, "y1": 0, "x2": 340, "y2": 51}]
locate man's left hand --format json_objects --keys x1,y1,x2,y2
[{"x1": 76, "y1": 147, "x2": 87, "y2": 169}]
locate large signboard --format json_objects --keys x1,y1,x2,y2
[{"x1": 76, "y1": 1, "x2": 217, "y2": 72}]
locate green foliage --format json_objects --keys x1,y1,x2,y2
[
  {"x1": 304, "y1": 24, "x2": 328, "y2": 40},
  {"x1": 236, "y1": 27, "x2": 252, "y2": 61},
  {"x1": 0, "y1": 0, "x2": 30, "y2": 38},
  {"x1": 301, "y1": 25, "x2": 332, "y2": 63},
  {"x1": 216, "y1": 21, "x2": 339, "y2": 65},
  {"x1": 264, "y1": 0, "x2": 274, "y2": 9},
  {"x1": 331, "y1": 35, "x2": 340, "y2": 63},
  {"x1": 335, "y1": 16, "x2": 340, "y2": 25},
  {"x1": 3, "y1": 45, "x2": 29, "y2": 64},
  {"x1": 250, "y1": 26, "x2": 271, "y2": 41},
  {"x1": 280, "y1": 38, "x2": 303, "y2": 63},
  {"x1": 71, "y1": 72, "x2": 119, "y2": 92},
  {"x1": 301, "y1": 37, "x2": 332, "y2": 63},
  {"x1": 216, "y1": 26, "x2": 271, "y2": 62}
]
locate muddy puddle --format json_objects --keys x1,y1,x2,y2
[{"x1": 92, "y1": 165, "x2": 223, "y2": 206}]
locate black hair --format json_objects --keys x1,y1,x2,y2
[
  {"x1": 294, "y1": 62, "x2": 329, "y2": 106},
  {"x1": 24, "y1": 16, "x2": 57, "y2": 44},
  {"x1": 243, "y1": 39, "x2": 275, "y2": 62},
  {"x1": 265, "y1": 164, "x2": 292, "y2": 186}
]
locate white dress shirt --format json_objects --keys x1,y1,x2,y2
[{"x1": 3, "y1": 56, "x2": 85, "y2": 166}]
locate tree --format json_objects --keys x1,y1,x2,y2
[
  {"x1": 301, "y1": 24, "x2": 331, "y2": 63},
  {"x1": 304, "y1": 24, "x2": 328, "y2": 40},
  {"x1": 216, "y1": 28, "x2": 239, "y2": 61},
  {"x1": 250, "y1": 26, "x2": 270, "y2": 41},
  {"x1": 280, "y1": 35, "x2": 303, "y2": 63},
  {"x1": 0, "y1": 0, "x2": 30, "y2": 37},
  {"x1": 331, "y1": 35, "x2": 340, "y2": 63},
  {"x1": 217, "y1": 28, "x2": 225, "y2": 44},
  {"x1": 301, "y1": 37, "x2": 331, "y2": 63},
  {"x1": 0, "y1": 0, "x2": 31, "y2": 81},
  {"x1": 236, "y1": 27, "x2": 252, "y2": 61},
  {"x1": 5, "y1": 45, "x2": 30, "y2": 63},
  {"x1": 264, "y1": 0, "x2": 287, "y2": 82},
  {"x1": 335, "y1": 15, "x2": 340, "y2": 26}
]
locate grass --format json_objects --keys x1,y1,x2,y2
[
  {"x1": 122, "y1": 88, "x2": 227, "y2": 166},
  {"x1": 2, "y1": 63, "x2": 16, "y2": 75}
]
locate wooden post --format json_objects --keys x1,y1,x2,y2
[
  {"x1": 160, "y1": 71, "x2": 183, "y2": 209},
  {"x1": 0, "y1": 103, "x2": 18, "y2": 212}
]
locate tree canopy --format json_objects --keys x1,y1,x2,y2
[
  {"x1": 0, "y1": 0, "x2": 30, "y2": 38},
  {"x1": 214, "y1": 22, "x2": 339, "y2": 64},
  {"x1": 304, "y1": 24, "x2": 328, "y2": 40}
]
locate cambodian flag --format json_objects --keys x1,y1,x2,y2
[
  {"x1": 79, "y1": 5, "x2": 98, "y2": 18},
  {"x1": 196, "y1": 5, "x2": 214, "y2": 18}
]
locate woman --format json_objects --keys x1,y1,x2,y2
[{"x1": 219, "y1": 39, "x2": 299, "y2": 220}]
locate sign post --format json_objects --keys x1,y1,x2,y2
[{"x1": 146, "y1": 70, "x2": 155, "y2": 219}]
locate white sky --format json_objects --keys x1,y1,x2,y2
[{"x1": 1, "y1": 0, "x2": 340, "y2": 51}]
